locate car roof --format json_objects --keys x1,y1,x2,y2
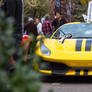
[{"x1": 60, "y1": 22, "x2": 92, "y2": 27}]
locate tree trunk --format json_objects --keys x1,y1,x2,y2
[
  {"x1": 49, "y1": 0, "x2": 55, "y2": 19},
  {"x1": 49, "y1": 0, "x2": 68, "y2": 21},
  {"x1": 33, "y1": 9, "x2": 37, "y2": 18},
  {"x1": 60, "y1": 0, "x2": 68, "y2": 21}
]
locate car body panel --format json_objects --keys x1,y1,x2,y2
[
  {"x1": 39, "y1": 69, "x2": 92, "y2": 76},
  {"x1": 36, "y1": 38, "x2": 92, "y2": 67}
]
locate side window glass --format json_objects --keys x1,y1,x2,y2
[
  {"x1": 59, "y1": 30, "x2": 65, "y2": 37},
  {"x1": 52, "y1": 29, "x2": 64, "y2": 39}
]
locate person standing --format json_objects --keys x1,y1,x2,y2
[
  {"x1": 35, "y1": 18, "x2": 43, "y2": 35},
  {"x1": 52, "y1": 12, "x2": 67, "y2": 31},
  {"x1": 24, "y1": 19, "x2": 38, "y2": 37},
  {"x1": 1, "y1": 0, "x2": 24, "y2": 62},
  {"x1": 42, "y1": 16, "x2": 53, "y2": 37}
]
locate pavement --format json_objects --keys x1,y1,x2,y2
[{"x1": 41, "y1": 76, "x2": 92, "y2": 92}]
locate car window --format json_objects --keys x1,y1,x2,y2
[
  {"x1": 52, "y1": 23, "x2": 92, "y2": 38},
  {"x1": 52, "y1": 31, "x2": 64, "y2": 38}
]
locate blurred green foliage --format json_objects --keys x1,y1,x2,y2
[
  {"x1": 24, "y1": 0, "x2": 50, "y2": 22},
  {"x1": 0, "y1": 0, "x2": 50, "y2": 22},
  {"x1": 0, "y1": 10, "x2": 41, "y2": 92},
  {"x1": 71, "y1": 0, "x2": 88, "y2": 21},
  {"x1": 0, "y1": 0, "x2": 89, "y2": 22}
]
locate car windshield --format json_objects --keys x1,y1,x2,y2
[{"x1": 53, "y1": 23, "x2": 92, "y2": 38}]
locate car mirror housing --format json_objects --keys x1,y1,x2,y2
[{"x1": 58, "y1": 33, "x2": 72, "y2": 44}]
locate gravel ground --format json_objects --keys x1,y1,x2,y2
[{"x1": 41, "y1": 76, "x2": 92, "y2": 92}]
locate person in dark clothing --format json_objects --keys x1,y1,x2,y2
[
  {"x1": 24, "y1": 21, "x2": 38, "y2": 37},
  {"x1": 1, "y1": 0, "x2": 24, "y2": 62},
  {"x1": 1, "y1": 0, "x2": 23, "y2": 34},
  {"x1": 52, "y1": 12, "x2": 67, "y2": 31}
]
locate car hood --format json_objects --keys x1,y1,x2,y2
[
  {"x1": 43, "y1": 38, "x2": 92, "y2": 52},
  {"x1": 43, "y1": 39, "x2": 77, "y2": 52}
]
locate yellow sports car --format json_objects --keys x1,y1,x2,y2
[{"x1": 36, "y1": 22, "x2": 92, "y2": 76}]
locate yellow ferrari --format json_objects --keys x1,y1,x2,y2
[{"x1": 36, "y1": 22, "x2": 92, "y2": 76}]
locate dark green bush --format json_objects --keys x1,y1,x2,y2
[{"x1": 0, "y1": 10, "x2": 41, "y2": 92}]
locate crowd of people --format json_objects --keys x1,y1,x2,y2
[
  {"x1": 0, "y1": 0, "x2": 67, "y2": 67},
  {"x1": 24, "y1": 12, "x2": 67, "y2": 38}
]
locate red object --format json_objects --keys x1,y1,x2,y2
[
  {"x1": 21, "y1": 35, "x2": 30, "y2": 45},
  {"x1": 21, "y1": 35, "x2": 31, "y2": 51},
  {"x1": 21, "y1": 35, "x2": 31, "y2": 62},
  {"x1": 10, "y1": 35, "x2": 31, "y2": 64}
]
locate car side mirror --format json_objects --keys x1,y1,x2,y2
[
  {"x1": 65, "y1": 33, "x2": 72, "y2": 38},
  {"x1": 58, "y1": 33, "x2": 72, "y2": 44},
  {"x1": 62, "y1": 33, "x2": 72, "y2": 43}
]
